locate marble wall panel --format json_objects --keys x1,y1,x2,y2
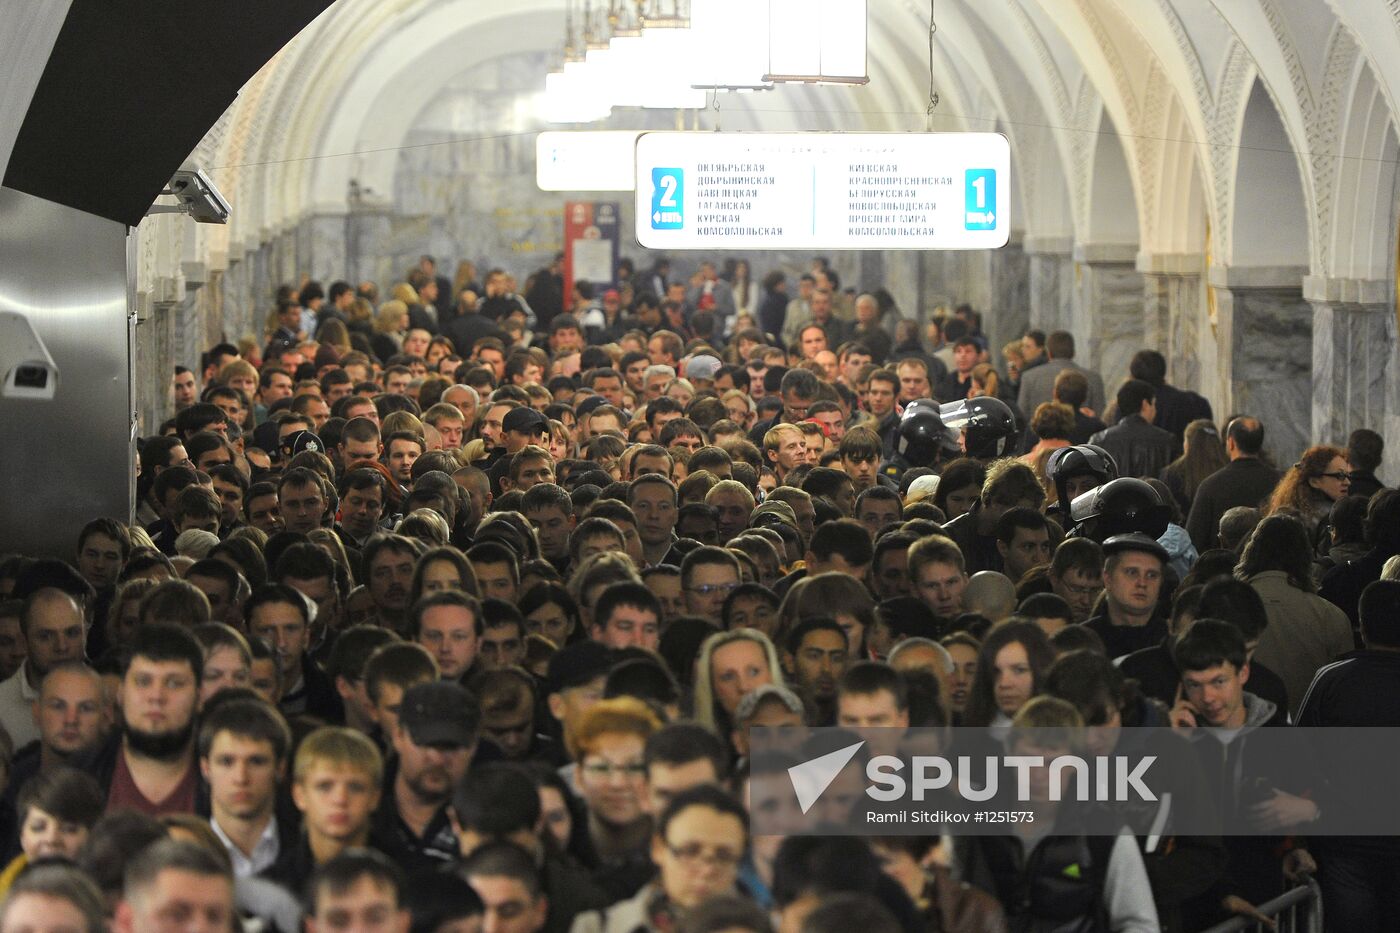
[
  {"x1": 1028, "y1": 252, "x2": 1073, "y2": 333},
  {"x1": 988, "y1": 240, "x2": 1030, "y2": 361},
  {"x1": 1310, "y1": 301, "x2": 1392, "y2": 448},
  {"x1": 1231, "y1": 288, "x2": 1312, "y2": 466},
  {"x1": 1077, "y1": 261, "x2": 1143, "y2": 393},
  {"x1": 302, "y1": 214, "x2": 349, "y2": 282}
]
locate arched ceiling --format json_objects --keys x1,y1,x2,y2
[{"x1": 194, "y1": 0, "x2": 1400, "y2": 282}]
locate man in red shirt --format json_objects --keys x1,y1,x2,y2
[{"x1": 76, "y1": 623, "x2": 205, "y2": 816}]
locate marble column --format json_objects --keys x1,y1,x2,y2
[
  {"x1": 1025, "y1": 236, "x2": 1073, "y2": 333},
  {"x1": 986, "y1": 235, "x2": 1030, "y2": 362},
  {"x1": 1139, "y1": 252, "x2": 1205, "y2": 394},
  {"x1": 347, "y1": 201, "x2": 394, "y2": 288},
  {"x1": 1210, "y1": 266, "x2": 1312, "y2": 466},
  {"x1": 299, "y1": 212, "x2": 350, "y2": 282},
  {"x1": 1305, "y1": 275, "x2": 1395, "y2": 450},
  {"x1": 1073, "y1": 243, "x2": 1143, "y2": 393},
  {"x1": 879, "y1": 251, "x2": 923, "y2": 328}
]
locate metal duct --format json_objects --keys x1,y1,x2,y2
[{"x1": 0, "y1": 186, "x2": 132, "y2": 557}]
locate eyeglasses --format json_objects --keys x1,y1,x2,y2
[
  {"x1": 664, "y1": 842, "x2": 742, "y2": 869},
  {"x1": 1317, "y1": 472, "x2": 1350, "y2": 481},
  {"x1": 687, "y1": 582, "x2": 739, "y2": 597},
  {"x1": 581, "y1": 761, "x2": 646, "y2": 779},
  {"x1": 1059, "y1": 581, "x2": 1102, "y2": 597}
]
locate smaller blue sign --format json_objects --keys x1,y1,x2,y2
[
  {"x1": 965, "y1": 169, "x2": 997, "y2": 230},
  {"x1": 651, "y1": 168, "x2": 684, "y2": 230}
]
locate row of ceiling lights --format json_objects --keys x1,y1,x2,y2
[{"x1": 543, "y1": 0, "x2": 869, "y2": 123}]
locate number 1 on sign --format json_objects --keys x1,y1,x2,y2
[{"x1": 965, "y1": 169, "x2": 996, "y2": 231}]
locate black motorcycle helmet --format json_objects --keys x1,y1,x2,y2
[
  {"x1": 1067, "y1": 477, "x2": 1171, "y2": 543},
  {"x1": 939, "y1": 397, "x2": 1018, "y2": 460},
  {"x1": 893, "y1": 399, "x2": 952, "y2": 468},
  {"x1": 1046, "y1": 444, "x2": 1119, "y2": 509}
]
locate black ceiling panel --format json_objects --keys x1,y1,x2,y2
[{"x1": 3, "y1": 0, "x2": 335, "y2": 227}]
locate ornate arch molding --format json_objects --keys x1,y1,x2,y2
[{"x1": 1326, "y1": 53, "x2": 1398, "y2": 285}]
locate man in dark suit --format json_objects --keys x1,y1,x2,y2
[
  {"x1": 1129, "y1": 350, "x2": 1213, "y2": 444},
  {"x1": 1089, "y1": 380, "x2": 1175, "y2": 480},
  {"x1": 1184, "y1": 417, "x2": 1280, "y2": 551}
]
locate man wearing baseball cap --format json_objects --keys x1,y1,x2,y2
[
  {"x1": 684, "y1": 355, "x2": 722, "y2": 392},
  {"x1": 374, "y1": 681, "x2": 480, "y2": 873},
  {"x1": 487, "y1": 407, "x2": 548, "y2": 495},
  {"x1": 544, "y1": 641, "x2": 614, "y2": 771},
  {"x1": 1084, "y1": 532, "x2": 1170, "y2": 659}
]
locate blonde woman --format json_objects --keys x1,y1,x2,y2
[
  {"x1": 371, "y1": 300, "x2": 409, "y2": 362},
  {"x1": 969, "y1": 362, "x2": 1001, "y2": 400},
  {"x1": 693, "y1": 628, "x2": 785, "y2": 738}
]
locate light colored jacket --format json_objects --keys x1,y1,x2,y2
[
  {"x1": 1248, "y1": 570, "x2": 1354, "y2": 716},
  {"x1": 569, "y1": 883, "x2": 658, "y2": 933}
]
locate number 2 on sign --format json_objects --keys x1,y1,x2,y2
[{"x1": 658, "y1": 174, "x2": 678, "y2": 207}]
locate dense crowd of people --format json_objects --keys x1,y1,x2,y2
[{"x1": 0, "y1": 251, "x2": 1395, "y2": 932}]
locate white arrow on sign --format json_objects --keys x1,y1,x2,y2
[{"x1": 787, "y1": 740, "x2": 865, "y2": 814}]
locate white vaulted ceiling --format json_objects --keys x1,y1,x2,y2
[{"x1": 164, "y1": 0, "x2": 1398, "y2": 288}]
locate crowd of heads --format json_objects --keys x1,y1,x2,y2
[{"x1": 0, "y1": 253, "x2": 1393, "y2": 931}]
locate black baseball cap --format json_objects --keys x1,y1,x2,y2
[
  {"x1": 279, "y1": 429, "x2": 324, "y2": 459},
  {"x1": 574, "y1": 395, "x2": 610, "y2": 419},
  {"x1": 502, "y1": 407, "x2": 548, "y2": 435},
  {"x1": 546, "y1": 641, "x2": 614, "y2": 696},
  {"x1": 398, "y1": 681, "x2": 481, "y2": 748},
  {"x1": 1101, "y1": 532, "x2": 1169, "y2": 564}
]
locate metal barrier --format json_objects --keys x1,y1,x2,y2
[{"x1": 1199, "y1": 877, "x2": 1323, "y2": 933}]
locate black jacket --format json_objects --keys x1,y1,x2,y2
[
  {"x1": 1150, "y1": 382, "x2": 1213, "y2": 442},
  {"x1": 939, "y1": 506, "x2": 1002, "y2": 575},
  {"x1": 1083, "y1": 611, "x2": 1169, "y2": 661},
  {"x1": 1183, "y1": 458, "x2": 1282, "y2": 552},
  {"x1": 1346, "y1": 470, "x2": 1385, "y2": 501},
  {"x1": 407, "y1": 303, "x2": 438, "y2": 335},
  {"x1": 850, "y1": 323, "x2": 893, "y2": 365},
  {"x1": 441, "y1": 310, "x2": 506, "y2": 358},
  {"x1": 1089, "y1": 415, "x2": 1176, "y2": 480},
  {"x1": 279, "y1": 654, "x2": 344, "y2": 725},
  {"x1": 1118, "y1": 637, "x2": 1290, "y2": 724},
  {"x1": 1319, "y1": 545, "x2": 1398, "y2": 628},
  {"x1": 1296, "y1": 649, "x2": 1400, "y2": 727},
  {"x1": 1068, "y1": 410, "x2": 1107, "y2": 446},
  {"x1": 757, "y1": 291, "x2": 787, "y2": 338},
  {"x1": 371, "y1": 757, "x2": 459, "y2": 875}
]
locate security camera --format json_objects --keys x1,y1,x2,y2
[
  {"x1": 147, "y1": 169, "x2": 230, "y2": 224},
  {"x1": 0, "y1": 311, "x2": 59, "y2": 401}
]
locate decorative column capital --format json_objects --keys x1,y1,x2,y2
[
  {"x1": 1135, "y1": 252, "x2": 1204, "y2": 276},
  {"x1": 1072, "y1": 242, "x2": 1137, "y2": 265},
  {"x1": 1302, "y1": 275, "x2": 1390, "y2": 306}
]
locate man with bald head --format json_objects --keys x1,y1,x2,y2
[
  {"x1": 961, "y1": 571, "x2": 1017, "y2": 624},
  {"x1": 1183, "y1": 416, "x2": 1280, "y2": 551},
  {"x1": 0, "y1": 589, "x2": 86, "y2": 749},
  {"x1": 3, "y1": 662, "x2": 108, "y2": 808}
]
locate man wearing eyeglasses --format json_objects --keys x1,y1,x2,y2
[
  {"x1": 747, "y1": 368, "x2": 821, "y2": 447},
  {"x1": 680, "y1": 547, "x2": 742, "y2": 625},
  {"x1": 572, "y1": 785, "x2": 749, "y2": 933}
]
